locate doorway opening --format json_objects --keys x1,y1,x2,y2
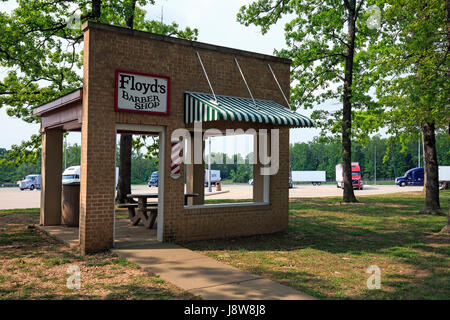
[{"x1": 114, "y1": 124, "x2": 165, "y2": 246}]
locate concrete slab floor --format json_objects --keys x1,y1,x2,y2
[
  {"x1": 37, "y1": 218, "x2": 159, "y2": 249},
  {"x1": 37, "y1": 219, "x2": 315, "y2": 300}
]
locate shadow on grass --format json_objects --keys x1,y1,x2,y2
[
  {"x1": 186, "y1": 214, "x2": 448, "y2": 255},
  {"x1": 185, "y1": 192, "x2": 450, "y2": 299}
]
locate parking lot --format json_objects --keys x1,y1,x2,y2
[{"x1": 0, "y1": 184, "x2": 424, "y2": 210}]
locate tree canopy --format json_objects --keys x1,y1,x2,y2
[
  {"x1": 0, "y1": 0, "x2": 198, "y2": 164},
  {"x1": 238, "y1": 0, "x2": 384, "y2": 202},
  {"x1": 364, "y1": 0, "x2": 449, "y2": 138}
]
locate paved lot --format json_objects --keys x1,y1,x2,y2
[
  {"x1": 0, "y1": 184, "x2": 423, "y2": 210},
  {"x1": 140, "y1": 183, "x2": 425, "y2": 199}
]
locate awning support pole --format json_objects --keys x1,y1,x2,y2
[
  {"x1": 196, "y1": 51, "x2": 218, "y2": 103},
  {"x1": 268, "y1": 64, "x2": 295, "y2": 112},
  {"x1": 234, "y1": 57, "x2": 259, "y2": 110}
]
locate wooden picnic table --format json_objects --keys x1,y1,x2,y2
[
  {"x1": 125, "y1": 193, "x2": 200, "y2": 229},
  {"x1": 126, "y1": 193, "x2": 158, "y2": 229}
]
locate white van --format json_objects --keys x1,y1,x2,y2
[
  {"x1": 62, "y1": 166, "x2": 119, "y2": 187},
  {"x1": 62, "y1": 166, "x2": 81, "y2": 185},
  {"x1": 19, "y1": 174, "x2": 41, "y2": 190}
]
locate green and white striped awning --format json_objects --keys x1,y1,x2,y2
[{"x1": 184, "y1": 92, "x2": 314, "y2": 128}]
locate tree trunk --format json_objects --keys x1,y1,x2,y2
[
  {"x1": 422, "y1": 130, "x2": 426, "y2": 193},
  {"x1": 126, "y1": 0, "x2": 137, "y2": 30},
  {"x1": 420, "y1": 122, "x2": 444, "y2": 215},
  {"x1": 439, "y1": 0, "x2": 450, "y2": 233},
  {"x1": 342, "y1": 0, "x2": 358, "y2": 203},
  {"x1": 116, "y1": 134, "x2": 132, "y2": 204},
  {"x1": 115, "y1": 1, "x2": 137, "y2": 204},
  {"x1": 440, "y1": 212, "x2": 450, "y2": 234},
  {"x1": 92, "y1": 0, "x2": 101, "y2": 19}
]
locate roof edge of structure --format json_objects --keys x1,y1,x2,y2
[
  {"x1": 33, "y1": 88, "x2": 83, "y2": 117},
  {"x1": 82, "y1": 21, "x2": 292, "y2": 65}
]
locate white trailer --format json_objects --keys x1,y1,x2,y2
[
  {"x1": 335, "y1": 164, "x2": 343, "y2": 187},
  {"x1": 291, "y1": 171, "x2": 326, "y2": 185},
  {"x1": 62, "y1": 165, "x2": 119, "y2": 188},
  {"x1": 439, "y1": 166, "x2": 450, "y2": 189},
  {"x1": 62, "y1": 166, "x2": 81, "y2": 185},
  {"x1": 205, "y1": 169, "x2": 221, "y2": 186}
]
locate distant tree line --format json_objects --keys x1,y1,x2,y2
[
  {"x1": 0, "y1": 148, "x2": 41, "y2": 185},
  {"x1": 1, "y1": 134, "x2": 448, "y2": 185},
  {"x1": 207, "y1": 153, "x2": 254, "y2": 183},
  {"x1": 0, "y1": 143, "x2": 158, "y2": 185}
]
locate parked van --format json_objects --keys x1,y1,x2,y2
[
  {"x1": 62, "y1": 166, "x2": 81, "y2": 185},
  {"x1": 62, "y1": 165, "x2": 119, "y2": 187},
  {"x1": 148, "y1": 171, "x2": 158, "y2": 187},
  {"x1": 18, "y1": 174, "x2": 41, "y2": 191}
]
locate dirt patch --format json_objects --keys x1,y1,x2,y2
[{"x1": 0, "y1": 212, "x2": 197, "y2": 300}]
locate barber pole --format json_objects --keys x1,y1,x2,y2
[{"x1": 171, "y1": 139, "x2": 182, "y2": 179}]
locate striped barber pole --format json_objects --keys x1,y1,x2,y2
[{"x1": 170, "y1": 139, "x2": 183, "y2": 179}]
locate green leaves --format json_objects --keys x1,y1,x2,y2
[
  {"x1": 0, "y1": 133, "x2": 42, "y2": 166},
  {"x1": 237, "y1": 0, "x2": 292, "y2": 34},
  {"x1": 239, "y1": 0, "x2": 448, "y2": 169},
  {"x1": 365, "y1": 0, "x2": 449, "y2": 136},
  {"x1": 238, "y1": 0, "x2": 382, "y2": 134},
  {"x1": 1, "y1": 0, "x2": 199, "y2": 165}
]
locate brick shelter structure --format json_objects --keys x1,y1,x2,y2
[{"x1": 33, "y1": 22, "x2": 313, "y2": 254}]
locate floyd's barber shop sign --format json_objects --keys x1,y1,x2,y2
[{"x1": 115, "y1": 70, "x2": 170, "y2": 114}]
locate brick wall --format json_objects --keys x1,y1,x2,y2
[{"x1": 80, "y1": 22, "x2": 291, "y2": 252}]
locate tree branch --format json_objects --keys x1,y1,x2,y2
[
  {"x1": 343, "y1": 0, "x2": 351, "y2": 10},
  {"x1": 356, "y1": 0, "x2": 365, "y2": 17}
]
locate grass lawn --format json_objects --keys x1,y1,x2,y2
[
  {"x1": 292, "y1": 180, "x2": 396, "y2": 186},
  {"x1": 0, "y1": 208, "x2": 196, "y2": 300},
  {"x1": 364, "y1": 180, "x2": 396, "y2": 185},
  {"x1": 220, "y1": 179, "x2": 249, "y2": 185},
  {"x1": 186, "y1": 191, "x2": 450, "y2": 299}
]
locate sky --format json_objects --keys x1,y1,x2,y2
[{"x1": 0, "y1": 0, "x2": 340, "y2": 156}]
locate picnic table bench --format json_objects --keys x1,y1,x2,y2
[
  {"x1": 121, "y1": 193, "x2": 199, "y2": 229},
  {"x1": 118, "y1": 202, "x2": 158, "y2": 227},
  {"x1": 122, "y1": 194, "x2": 158, "y2": 229}
]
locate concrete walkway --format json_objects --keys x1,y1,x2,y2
[
  {"x1": 36, "y1": 221, "x2": 315, "y2": 300},
  {"x1": 112, "y1": 242, "x2": 314, "y2": 300}
]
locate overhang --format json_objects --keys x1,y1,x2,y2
[
  {"x1": 33, "y1": 89, "x2": 83, "y2": 132},
  {"x1": 184, "y1": 92, "x2": 315, "y2": 128}
]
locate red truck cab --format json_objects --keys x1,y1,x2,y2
[
  {"x1": 336, "y1": 162, "x2": 363, "y2": 190},
  {"x1": 350, "y1": 162, "x2": 363, "y2": 190}
]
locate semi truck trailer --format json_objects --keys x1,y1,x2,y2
[{"x1": 291, "y1": 171, "x2": 326, "y2": 185}]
